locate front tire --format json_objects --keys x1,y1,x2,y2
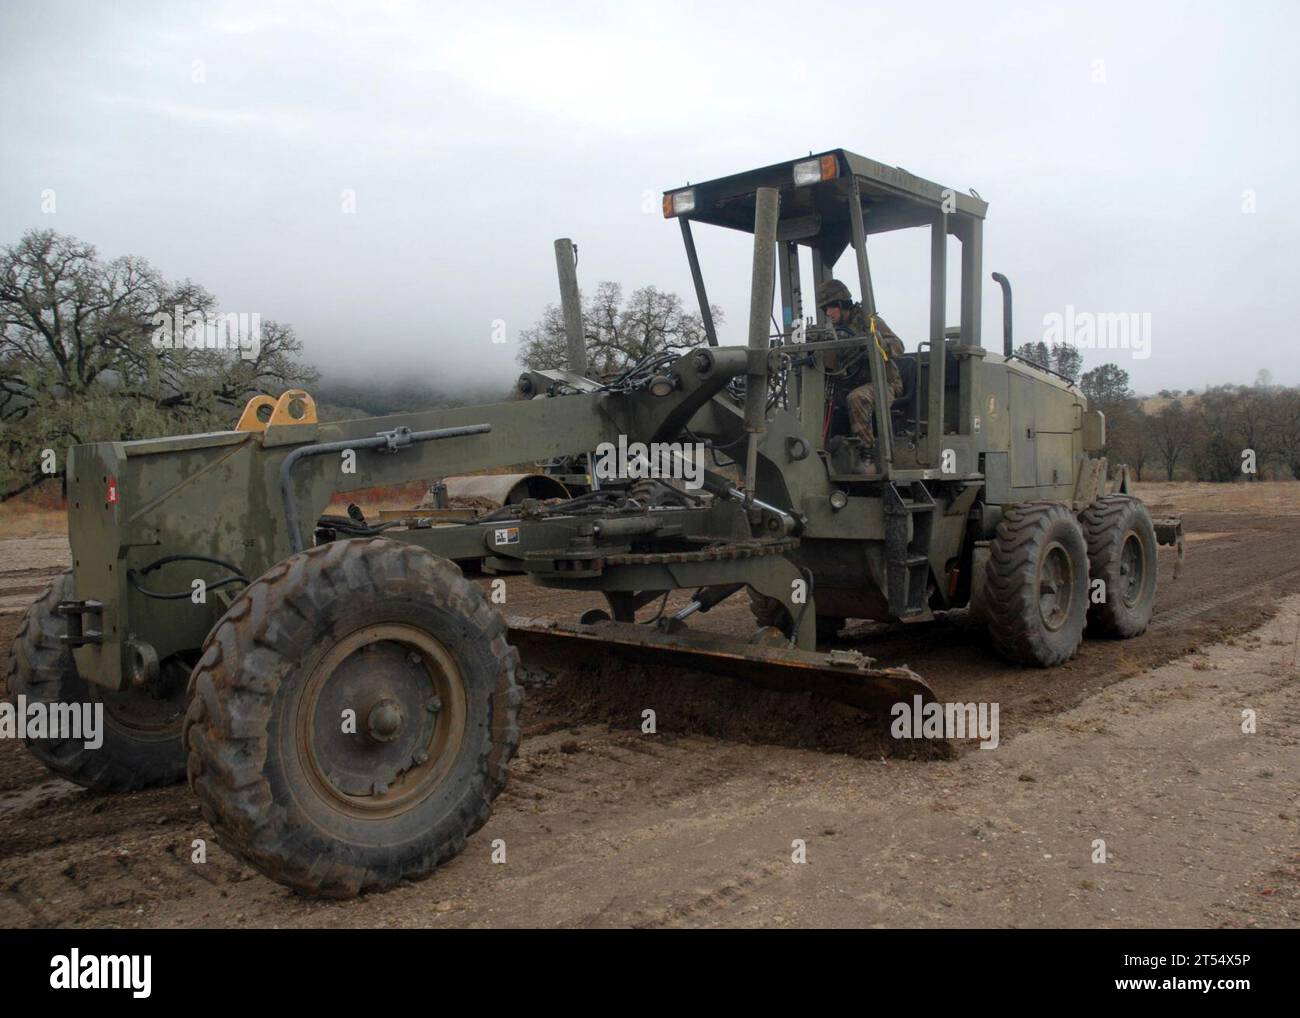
[
  {"x1": 985, "y1": 502, "x2": 1089, "y2": 667},
  {"x1": 183, "y1": 539, "x2": 522, "y2": 898},
  {"x1": 3, "y1": 571, "x2": 189, "y2": 790}
]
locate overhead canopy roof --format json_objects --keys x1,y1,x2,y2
[{"x1": 663, "y1": 149, "x2": 986, "y2": 251}]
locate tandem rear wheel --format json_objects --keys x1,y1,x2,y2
[
  {"x1": 1080, "y1": 494, "x2": 1159, "y2": 638},
  {"x1": 984, "y1": 502, "x2": 1090, "y2": 667}
]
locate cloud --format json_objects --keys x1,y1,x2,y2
[{"x1": 1, "y1": 0, "x2": 1297, "y2": 394}]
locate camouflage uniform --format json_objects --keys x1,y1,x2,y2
[{"x1": 835, "y1": 305, "x2": 904, "y2": 449}]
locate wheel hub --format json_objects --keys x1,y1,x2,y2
[
  {"x1": 297, "y1": 624, "x2": 467, "y2": 812},
  {"x1": 1119, "y1": 531, "x2": 1144, "y2": 607},
  {"x1": 102, "y1": 654, "x2": 191, "y2": 738},
  {"x1": 366, "y1": 698, "x2": 404, "y2": 743},
  {"x1": 1037, "y1": 542, "x2": 1074, "y2": 632}
]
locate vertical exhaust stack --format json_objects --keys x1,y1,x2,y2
[
  {"x1": 743, "y1": 187, "x2": 781, "y2": 493},
  {"x1": 991, "y1": 272, "x2": 1013, "y2": 357},
  {"x1": 554, "y1": 238, "x2": 587, "y2": 376}
]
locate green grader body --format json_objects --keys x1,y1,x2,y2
[{"x1": 7, "y1": 150, "x2": 1181, "y2": 897}]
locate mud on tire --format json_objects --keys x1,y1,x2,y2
[
  {"x1": 3, "y1": 571, "x2": 188, "y2": 791},
  {"x1": 1080, "y1": 494, "x2": 1158, "y2": 638},
  {"x1": 183, "y1": 538, "x2": 522, "y2": 898},
  {"x1": 985, "y1": 501, "x2": 1090, "y2": 667}
]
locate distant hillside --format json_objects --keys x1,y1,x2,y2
[
  {"x1": 314, "y1": 377, "x2": 513, "y2": 419},
  {"x1": 1140, "y1": 393, "x2": 1202, "y2": 415}
]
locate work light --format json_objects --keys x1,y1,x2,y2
[
  {"x1": 793, "y1": 155, "x2": 838, "y2": 186},
  {"x1": 661, "y1": 188, "x2": 696, "y2": 217}
]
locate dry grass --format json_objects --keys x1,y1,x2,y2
[
  {"x1": 1139, "y1": 393, "x2": 1202, "y2": 415},
  {"x1": 0, "y1": 481, "x2": 66, "y2": 536},
  {"x1": 1132, "y1": 480, "x2": 1300, "y2": 516},
  {"x1": 0, "y1": 507, "x2": 66, "y2": 538}
]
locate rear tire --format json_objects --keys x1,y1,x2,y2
[
  {"x1": 3, "y1": 571, "x2": 188, "y2": 791},
  {"x1": 183, "y1": 539, "x2": 522, "y2": 898},
  {"x1": 1080, "y1": 495, "x2": 1158, "y2": 637},
  {"x1": 985, "y1": 502, "x2": 1089, "y2": 667}
]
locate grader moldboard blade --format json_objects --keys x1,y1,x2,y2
[{"x1": 505, "y1": 616, "x2": 935, "y2": 712}]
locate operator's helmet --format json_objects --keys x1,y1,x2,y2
[{"x1": 816, "y1": 279, "x2": 852, "y2": 309}]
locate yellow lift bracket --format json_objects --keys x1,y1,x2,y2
[{"x1": 235, "y1": 390, "x2": 318, "y2": 433}]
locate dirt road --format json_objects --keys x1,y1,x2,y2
[{"x1": 1, "y1": 484, "x2": 1297, "y2": 927}]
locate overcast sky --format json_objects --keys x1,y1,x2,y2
[{"x1": 2, "y1": 0, "x2": 1297, "y2": 395}]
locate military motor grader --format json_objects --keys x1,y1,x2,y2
[{"x1": 7, "y1": 150, "x2": 1180, "y2": 897}]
